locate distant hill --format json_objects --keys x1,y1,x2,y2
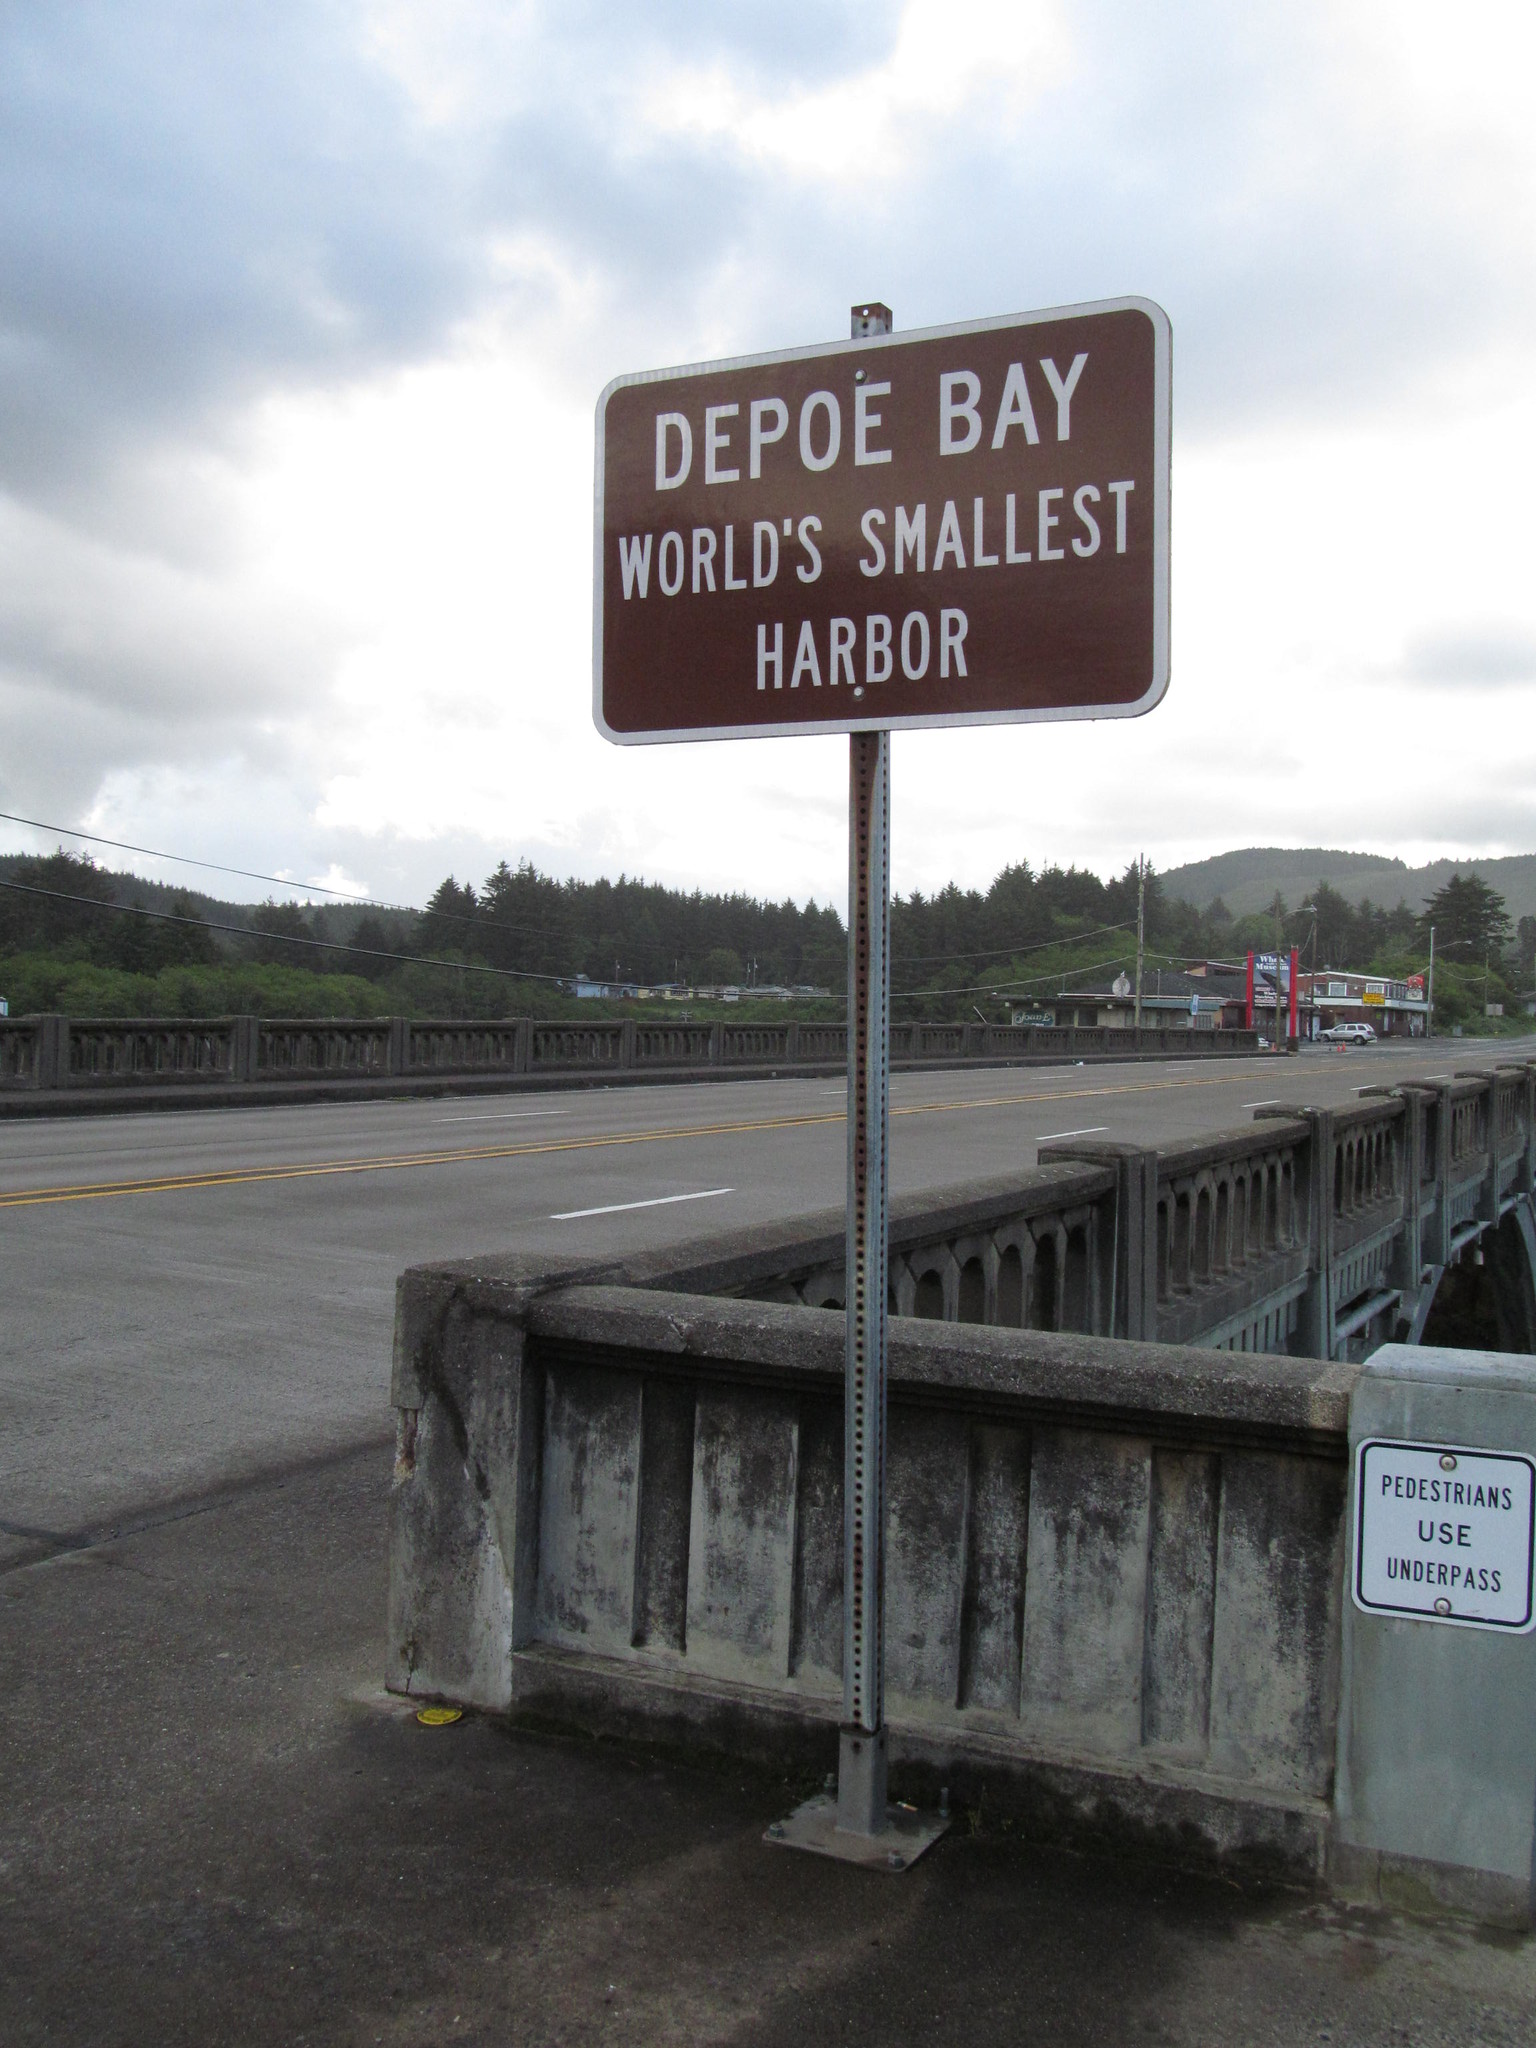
[
  {"x1": 1160, "y1": 847, "x2": 1536, "y2": 925},
  {"x1": 0, "y1": 852, "x2": 386, "y2": 943}
]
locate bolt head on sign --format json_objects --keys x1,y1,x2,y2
[{"x1": 593, "y1": 297, "x2": 1170, "y2": 743}]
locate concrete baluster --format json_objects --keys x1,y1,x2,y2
[
  {"x1": 1301, "y1": 1109, "x2": 1335, "y2": 1358},
  {"x1": 1036, "y1": 1138, "x2": 1160, "y2": 1339},
  {"x1": 388, "y1": 1016, "x2": 409, "y2": 1076},
  {"x1": 1517, "y1": 1063, "x2": 1536, "y2": 1199},
  {"x1": 229, "y1": 1015, "x2": 258, "y2": 1082},
  {"x1": 1383, "y1": 1086, "x2": 1429, "y2": 1309},
  {"x1": 33, "y1": 1013, "x2": 67, "y2": 1090},
  {"x1": 1458, "y1": 1074, "x2": 1502, "y2": 1230}
]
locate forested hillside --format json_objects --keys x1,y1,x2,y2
[
  {"x1": 2, "y1": 845, "x2": 1533, "y2": 1026},
  {"x1": 1162, "y1": 846, "x2": 1536, "y2": 924},
  {"x1": 410, "y1": 862, "x2": 844, "y2": 990}
]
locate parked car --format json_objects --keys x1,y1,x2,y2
[{"x1": 1319, "y1": 1021, "x2": 1377, "y2": 1045}]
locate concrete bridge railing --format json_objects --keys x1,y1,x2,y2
[
  {"x1": 388, "y1": 1244, "x2": 1355, "y2": 1881},
  {"x1": 0, "y1": 1010, "x2": 1260, "y2": 1098},
  {"x1": 718, "y1": 1063, "x2": 1536, "y2": 1363}
]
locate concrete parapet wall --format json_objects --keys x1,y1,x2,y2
[
  {"x1": 0, "y1": 1010, "x2": 1261, "y2": 1112},
  {"x1": 387, "y1": 1244, "x2": 1356, "y2": 1878}
]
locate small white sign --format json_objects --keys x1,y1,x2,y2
[{"x1": 1353, "y1": 1439, "x2": 1536, "y2": 1632}]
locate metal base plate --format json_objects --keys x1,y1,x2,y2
[{"x1": 764, "y1": 1794, "x2": 949, "y2": 1872}]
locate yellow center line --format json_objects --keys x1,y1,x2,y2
[{"x1": 0, "y1": 1069, "x2": 1260, "y2": 1210}]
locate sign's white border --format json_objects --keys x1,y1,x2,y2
[
  {"x1": 1350, "y1": 1436, "x2": 1536, "y2": 1633},
  {"x1": 592, "y1": 295, "x2": 1171, "y2": 746}
]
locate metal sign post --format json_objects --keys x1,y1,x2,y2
[
  {"x1": 841, "y1": 722, "x2": 891, "y2": 1834},
  {"x1": 842, "y1": 300, "x2": 893, "y2": 1840},
  {"x1": 768, "y1": 314, "x2": 945, "y2": 1871}
]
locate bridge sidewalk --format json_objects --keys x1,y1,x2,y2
[{"x1": 2, "y1": 1445, "x2": 1532, "y2": 2046}]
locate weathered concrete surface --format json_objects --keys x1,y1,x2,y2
[
  {"x1": 525, "y1": 1286, "x2": 1361, "y2": 1435},
  {"x1": 389, "y1": 1276, "x2": 1359, "y2": 1880},
  {"x1": 5, "y1": 1445, "x2": 1536, "y2": 2047}
]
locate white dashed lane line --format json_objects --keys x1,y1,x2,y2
[
  {"x1": 550, "y1": 1187, "x2": 735, "y2": 1221},
  {"x1": 437, "y1": 1109, "x2": 569, "y2": 1123}
]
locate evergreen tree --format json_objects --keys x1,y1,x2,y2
[
  {"x1": 113, "y1": 894, "x2": 218, "y2": 972},
  {"x1": 250, "y1": 900, "x2": 314, "y2": 966},
  {"x1": 1418, "y1": 873, "x2": 1512, "y2": 957},
  {"x1": 0, "y1": 849, "x2": 117, "y2": 952},
  {"x1": 349, "y1": 915, "x2": 399, "y2": 979},
  {"x1": 416, "y1": 877, "x2": 480, "y2": 958}
]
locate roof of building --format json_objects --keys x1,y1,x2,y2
[{"x1": 1056, "y1": 967, "x2": 1247, "y2": 1004}]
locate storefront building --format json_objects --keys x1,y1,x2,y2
[{"x1": 1298, "y1": 970, "x2": 1428, "y2": 1038}]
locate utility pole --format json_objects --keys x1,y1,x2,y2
[
  {"x1": 1298, "y1": 903, "x2": 1318, "y2": 1044},
  {"x1": 1273, "y1": 894, "x2": 1285, "y2": 1054},
  {"x1": 1427, "y1": 925, "x2": 1435, "y2": 1039},
  {"x1": 1134, "y1": 855, "x2": 1145, "y2": 1034}
]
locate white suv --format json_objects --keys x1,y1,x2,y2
[{"x1": 1319, "y1": 1021, "x2": 1377, "y2": 1045}]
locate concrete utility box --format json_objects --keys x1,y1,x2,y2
[{"x1": 1333, "y1": 1343, "x2": 1536, "y2": 1924}]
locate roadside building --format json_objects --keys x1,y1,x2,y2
[
  {"x1": 1023, "y1": 966, "x2": 1248, "y2": 1031},
  {"x1": 569, "y1": 974, "x2": 642, "y2": 999},
  {"x1": 1299, "y1": 970, "x2": 1428, "y2": 1039}
]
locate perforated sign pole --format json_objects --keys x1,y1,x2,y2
[
  {"x1": 840, "y1": 718, "x2": 891, "y2": 1833},
  {"x1": 836, "y1": 298, "x2": 896, "y2": 1839}
]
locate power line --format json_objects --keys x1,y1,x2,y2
[
  {"x1": 891, "y1": 952, "x2": 1139, "y2": 1001},
  {"x1": 893, "y1": 918, "x2": 1136, "y2": 966},
  {"x1": 0, "y1": 817, "x2": 580, "y2": 944},
  {"x1": 0, "y1": 877, "x2": 572, "y2": 986},
  {"x1": 0, "y1": 810, "x2": 776, "y2": 949},
  {"x1": 0, "y1": 808, "x2": 409, "y2": 908}
]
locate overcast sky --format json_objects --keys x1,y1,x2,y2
[{"x1": 2, "y1": 1, "x2": 1532, "y2": 912}]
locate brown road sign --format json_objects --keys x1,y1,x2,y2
[{"x1": 594, "y1": 297, "x2": 1169, "y2": 743}]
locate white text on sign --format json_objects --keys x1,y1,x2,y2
[{"x1": 1352, "y1": 1439, "x2": 1536, "y2": 1631}]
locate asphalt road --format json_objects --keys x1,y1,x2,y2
[{"x1": 4, "y1": 1035, "x2": 1531, "y2": 1562}]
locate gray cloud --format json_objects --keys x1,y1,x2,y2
[
  {"x1": 1399, "y1": 625, "x2": 1536, "y2": 688},
  {"x1": 6, "y1": 0, "x2": 1527, "y2": 528},
  {"x1": 758, "y1": 3, "x2": 1530, "y2": 437},
  {"x1": 0, "y1": 12, "x2": 468, "y2": 522},
  {"x1": 0, "y1": 5, "x2": 905, "y2": 531}
]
